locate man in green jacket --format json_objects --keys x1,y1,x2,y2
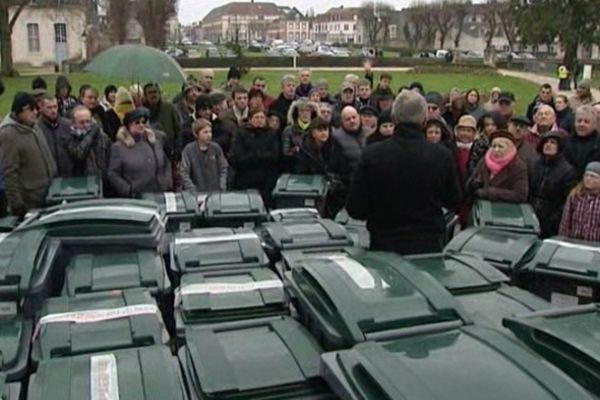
[{"x1": 0, "y1": 92, "x2": 57, "y2": 217}]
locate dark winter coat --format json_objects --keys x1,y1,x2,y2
[
  {"x1": 101, "y1": 109, "x2": 122, "y2": 142},
  {"x1": 67, "y1": 125, "x2": 112, "y2": 179},
  {"x1": 107, "y1": 127, "x2": 172, "y2": 197},
  {"x1": 230, "y1": 126, "x2": 280, "y2": 204},
  {"x1": 295, "y1": 83, "x2": 313, "y2": 98},
  {"x1": 145, "y1": 100, "x2": 182, "y2": 162},
  {"x1": 556, "y1": 107, "x2": 575, "y2": 135},
  {"x1": 175, "y1": 101, "x2": 196, "y2": 153},
  {"x1": 55, "y1": 76, "x2": 78, "y2": 117},
  {"x1": 36, "y1": 116, "x2": 73, "y2": 177},
  {"x1": 563, "y1": 131, "x2": 600, "y2": 177},
  {"x1": 332, "y1": 126, "x2": 367, "y2": 184},
  {"x1": 269, "y1": 94, "x2": 296, "y2": 126},
  {"x1": 526, "y1": 95, "x2": 555, "y2": 121},
  {"x1": 529, "y1": 154, "x2": 578, "y2": 238},
  {"x1": 467, "y1": 155, "x2": 529, "y2": 203},
  {"x1": 211, "y1": 117, "x2": 234, "y2": 158},
  {"x1": 0, "y1": 115, "x2": 57, "y2": 216},
  {"x1": 294, "y1": 135, "x2": 346, "y2": 178},
  {"x1": 180, "y1": 141, "x2": 228, "y2": 192},
  {"x1": 347, "y1": 122, "x2": 461, "y2": 255}
]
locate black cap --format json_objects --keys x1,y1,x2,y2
[
  {"x1": 510, "y1": 115, "x2": 531, "y2": 127},
  {"x1": 11, "y1": 92, "x2": 37, "y2": 115},
  {"x1": 498, "y1": 91, "x2": 516, "y2": 104},
  {"x1": 537, "y1": 130, "x2": 565, "y2": 153},
  {"x1": 425, "y1": 91, "x2": 444, "y2": 108},
  {"x1": 123, "y1": 107, "x2": 150, "y2": 127},
  {"x1": 359, "y1": 105, "x2": 379, "y2": 117}
]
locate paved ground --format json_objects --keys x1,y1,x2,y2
[{"x1": 497, "y1": 69, "x2": 600, "y2": 100}]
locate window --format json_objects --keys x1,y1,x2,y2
[
  {"x1": 389, "y1": 24, "x2": 397, "y2": 39},
  {"x1": 54, "y1": 23, "x2": 67, "y2": 43},
  {"x1": 344, "y1": 24, "x2": 349, "y2": 31},
  {"x1": 27, "y1": 23, "x2": 40, "y2": 52}
]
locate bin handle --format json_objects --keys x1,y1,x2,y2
[
  {"x1": 509, "y1": 304, "x2": 597, "y2": 320},
  {"x1": 537, "y1": 264, "x2": 597, "y2": 277},
  {"x1": 364, "y1": 320, "x2": 463, "y2": 341}
]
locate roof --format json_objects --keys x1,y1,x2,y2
[
  {"x1": 203, "y1": 2, "x2": 283, "y2": 23},
  {"x1": 314, "y1": 6, "x2": 360, "y2": 22}
]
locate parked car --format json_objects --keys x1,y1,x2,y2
[{"x1": 332, "y1": 48, "x2": 351, "y2": 57}]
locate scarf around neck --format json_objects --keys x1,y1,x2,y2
[{"x1": 485, "y1": 146, "x2": 517, "y2": 178}]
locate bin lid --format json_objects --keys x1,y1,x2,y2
[
  {"x1": 181, "y1": 316, "x2": 328, "y2": 398},
  {"x1": 525, "y1": 237, "x2": 600, "y2": 282},
  {"x1": 269, "y1": 208, "x2": 321, "y2": 223},
  {"x1": 0, "y1": 217, "x2": 19, "y2": 233},
  {"x1": 473, "y1": 201, "x2": 541, "y2": 235},
  {"x1": 321, "y1": 325, "x2": 593, "y2": 400},
  {"x1": 17, "y1": 199, "x2": 166, "y2": 236},
  {"x1": 46, "y1": 176, "x2": 101, "y2": 200},
  {"x1": 0, "y1": 230, "x2": 50, "y2": 299},
  {"x1": 260, "y1": 220, "x2": 353, "y2": 252},
  {"x1": 503, "y1": 304, "x2": 600, "y2": 395},
  {"x1": 63, "y1": 250, "x2": 170, "y2": 296},
  {"x1": 0, "y1": 303, "x2": 31, "y2": 377},
  {"x1": 334, "y1": 209, "x2": 366, "y2": 228},
  {"x1": 285, "y1": 251, "x2": 470, "y2": 346},
  {"x1": 0, "y1": 374, "x2": 20, "y2": 400},
  {"x1": 281, "y1": 247, "x2": 363, "y2": 272},
  {"x1": 33, "y1": 289, "x2": 168, "y2": 362},
  {"x1": 141, "y1": 191, "x2": 199, "y2": 215},
  {"x1": 457, "y1": 285, "x2": 553, "y2": 330},
  {"x1": 445, "y1": 227, "x2": 540, "y2": 270},
  {"x1": 272, "y1": 174, "x2": 328, "y2": 196},
  {"x1": 405, "y1": 253, "x2": 509, "y2": 294},
  {"x1": 172, "y1": 228, "x2": 269, "y2": 273},
  {"x1": 203, "y1": 190, "x2": 267, "y2": 219},
  {"x1": 176, "y1": 269, "x2": 287, "y2": 324},
  {"x1": 28, "y1": 346, "x2": 187, "y2": 400}
]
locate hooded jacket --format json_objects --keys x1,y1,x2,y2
[
  {"x1": 281, "y1": 99, "x2": 321, "y2": 156},
  {"x1": 55, "y1": 75, "x2": 78, "y2": 117},
  {"x1": 0, "y1": 115, "x2": 57, "y2": 216},
  {"x1": 107, "y1": 126, "x2": 172, "y2": 197},
  {"x1": 529, "y1": 133, "x2": 578, "y2": 238}
]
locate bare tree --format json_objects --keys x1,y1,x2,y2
[
  {"x1": 136, "y1": 0, "x2": 177, "y2": 48},
  {"x1": 0, "y1": 0, "x2": 29, "y2": 76},
  {"x1": 108, "y1": 0, "x2": 130, "y2": 44},
  {"x1": 453, "y1": 0, "x2": 470, "y2": 48},
  {"x1": 497, "y1": 1, "x2": 517, "y2": 51},
  {"x1": 482, "y1": 0, "x2": 499, "y2": 50},
  {"x1": 431, "y1": 0, "x2": 454, "y2": 49},
  {"x1": 358, "y1": 1, "x2": 395, "y2": 46},
  {"x1": 403, "y1": 6, "x2": 425, "y2": 48}
]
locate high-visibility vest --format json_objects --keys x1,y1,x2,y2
[{"x1": 558, "y1": 66, "x2": 568, "y2": 79}]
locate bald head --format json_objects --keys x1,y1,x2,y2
[
  {"x1": 392, "y1": 90, "x2": 427, "y2": 125},
  {"x1": 199, "y1": 69, "x2": 214, "y2": 91},
  {"x1": 535, "y1": 104, "x2": 556, "y2": 128},
  {"x1": 341, "y1": 106, "x2": 360, "y2": 132},
  {"x1": 71, "y1": 106, "x2": 92, "y2": 130}
]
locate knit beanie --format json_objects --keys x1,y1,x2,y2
[
  {"x1": 585, "y1": 161, "x2": 600, "y2": 176},
  {"x1": 11, "y1": 92, "x2": 37, "y2": 115}
]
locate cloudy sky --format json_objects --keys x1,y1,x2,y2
[{"x1": 178, "y1": 0, "x2": 416, "y2": 24}]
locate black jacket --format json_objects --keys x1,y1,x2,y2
[
  {"x1": 36, "y1": 116, "x2": 73, "y2": 177},
  {"x1": 556, "y1": 107, "x2": 575, "y2": 135},
  {"x1": 269, "y1": 94, "x2": 295, "y2": 126},
  {"x1": 347, "y1": 122, "x2": 461, "y2": 253},
  {"x1": 564, "y1": 131, "x2": 600, "y2": 177},
  {"x1": 231, "y1": 126, "x2": 280, "y2": 203},
  {"x1": 294, "y1": 135, "x2": 346, "y2": 177},
  {"x1": 526, "y1": 96, "x2": 555, "y2": 121},
  {"x1": 529, "y1": 154, "x2": 578, "y2": 238}
]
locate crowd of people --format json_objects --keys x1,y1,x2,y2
[{"x1": 0, "y1": 65, "x2": 599, "y2": 254}]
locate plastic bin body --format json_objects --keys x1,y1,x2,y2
[
  {"x1": 0, "y1": 303, "x2": 32, "y2": 381},
  {"x1": 445, "y1": 227, "x2": 540, "y2": 279},
  {"x1": 32, "y1": 289, "x2": 168, "y2": 362},
  {"x1": 62, "y1": 249, "x2": 171, "y2": 297},
  {"x1": 259, "y1": 219, "x2": 354, "y2": 262},
  {"x1": 504, "y1": 305, "x2": 600, "y2": 396},
  {"x1": 45, "y1": 176, "x2": 102, "y2": 206},
  {"x1": 0, "y1": 374, "x2": 20, "y2": 400},
  {"x1": 284, "y1": 251, "x2": 470, "y2": 350},
  {"x1": 27, "y1": 346, "x2": 188, "y2": 400},
  {"x1": 525, "y1": 238, "x2": 600, "y2": 306},
  {"x1": 321, "y1": 325, "x2": 594, "y2": 400},
  {"x1": 175, "y1": 268, "x2": 287, "y2": 334},
  {"x1": 334, "y1": 209, "x2": 370, "y2": 249},
  {"x1": 269, "y1": 208, "x2": 321, "y2": 223},
  {"x1": 142, "y1": 191, "x2": 200, "y2": 232},
  {"x1": 472, "y1": 200, "x2": 541, "y2": 235},
  {"x1": 203, "y1": 190, "x2": 267, "y2": 228},
  {"x1": 171, "y1": 228, "x2": 270, "y2": 277},
  {"x1": 0, "y1": 217, "x2": 19, "y2": 233},
  {"x1": 179, "y1": 316, "x2": 332, "y2": 400},
  {"x1": 272, "y1": 174, "x2": 328, "y2": 216}
]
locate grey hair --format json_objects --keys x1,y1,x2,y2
[
  {"x1": 319, "y1": 102, "x2": 333, "y2": 110},
  {"x1": 281, "y1": 74, "x2": 296, "y2": 86},
  {"x1": 70, "y1": 105, "x2": 91, "y2": 120},
  {"x1": 392, "y1": 90, "x2": 427, "y2": 125},
  {"x1": 576, "y1": 105, "x2": 597, "y2": 120}
]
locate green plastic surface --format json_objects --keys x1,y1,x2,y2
[
  {"x1": 203, "y1": 190, "x2": 267, "y2": 227},
  {"x1": 45, "y1": 176, "x2": 102, "y2": 205},
  {"x1": 142, "y1": 191, "x2": 200, "y2": 232},
  {"x1": 272, "y1": 174, "x2": 328, "y2": 211},
  {"x1": 259, "y1": 219, "x2": 353, "y2": 253},
  {"x1": 472, "y1": 200, "x2": 541, "y2": 235},
  {"x1": 0, "y1": 304, "x2": 32, "y2": 380}
]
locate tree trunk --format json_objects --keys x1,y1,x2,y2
[
  {"x1": 0, "y1": 0, "x2": 14, "y2": 76},
  {"x1": 562, "y1": 39, "x2": 578, "y2": 71},
  {"x1": 439, "y1": 33, "x2": 446, "y2": 49}
]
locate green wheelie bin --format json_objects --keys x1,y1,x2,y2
[
  {"x1": 321, "y1": 324, "x2": 594, "y2": 400},
  {"x1": 503, "y1": 304, "x2": 600, "y2": 396},
  {"x1": 334, "y1": 209, "x2": 370, "y2": 249},
  {"x1": 45, "y1": 176, "x2": 102, "y2": 206},
  {"x1": 268, "y1": 208, "x2": 321, "y2": 223},
  {"x1": 32, "y1": 289, "x2": 168, "y2": 363},
  {"x1": 0, "y1": 373, "x2": 21, "y2": 400},
  {"x1": 179, "y1": 316, "x2": 334, "y2": 399},
  {"x1": 0, "y1": 302, "x2": 32, "y2": 382},
  {"x1": 271, "y1": 174, "x2": 329, "y2": 216},
  {"x1": 472, "y1": 200, "x2": 541, "y2": 235},
  {"x1": 175, "y1": 268, "x2": 287, "y2": 335},
  {"x1": 524, "y1": 237, "x2": 600, "y2": 305},
  {"x1": 202, "y1": 190, "x2": 267, "y2": 228},
  {"x1": 142, "y1": 191, "x2": 202, "y2": 232},
  {"x1": 285, "y1": 251, "x2": 471, "y2": 350},
  {"x1": 28, "y1": 346, "x2": 188, "y2": 400}
]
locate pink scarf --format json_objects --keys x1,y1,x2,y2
[{"x1": 485, "y1": 146, "x2": 517, "y2": 178}]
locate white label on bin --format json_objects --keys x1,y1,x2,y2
[
  {"x1": 38, "y1": 205, "x2": 164, "y2": 226},
  {"x1": 550, "y1": 292, "x2": 579, "y2": 307},
  {"x1": 174, "y1": 280, "x2": 283, "y2": 305},
  {"x1": 304, "y1": 199, "x2": 316, "y2": 207},
  {"x1": 174, "y1": 232, "x2": 258, "y2": 245},
  {"x1": 34, "y1": 305, "x2": 163, "y2": 340},
  {"x1": 326, "y1": 255, "x2": 390, "y2": 290},
  {"x1": 577, "y1": 286, "x2": 594, "y2": 298},
  {"x1": 164, "y1": 192, "x2": 178, "y2": 213},
  {"x1": 0, "y1": 233, "x2": 9, "y2": 244},
  {"x1": 545, "y1": 239, "x2": 600, "y2": 254},
  {"x1": 91, "y1": 354, "x2": 120, "y2": 400}
]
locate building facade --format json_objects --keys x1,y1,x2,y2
[{"x1": 313, "y1": 7, "x2": 361, "y2": 44}]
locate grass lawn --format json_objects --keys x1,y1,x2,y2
[{"x1": 0, "y1": 69, "x2": 539, "y2": 116}]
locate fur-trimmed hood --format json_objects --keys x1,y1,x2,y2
[
  {"x1": 116, "y1": 126, "x2": 157, "y2": 148},
  {"x1": 287, "y1": 98, "x2": 321, "y2": 126}
]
